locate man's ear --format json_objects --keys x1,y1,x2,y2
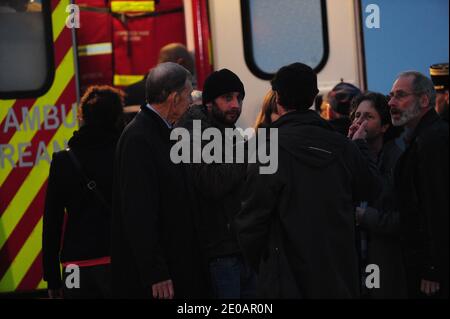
[
  {"x1": 169, "y1": 91, "x2": 179, "y2": 107},
  {"x1": 420, "y1": 93, "x2": 430, "y2": 109}
]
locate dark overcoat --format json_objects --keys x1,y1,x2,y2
[
  {"x1": 235, "y1": 110, "x2": 382, "y2": 298},
  {"x1": 111, "y1": 106, "x2": 209, "y2": 298}
]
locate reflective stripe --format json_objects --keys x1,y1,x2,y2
[
  {"x1": 0, "y1": 48, "x2": 75, "y2": 187},
  {"x1": 110, "y1": 1, "x2": 155, "y2": 13},
  {"x1": 114, "y1": 74, "x2": 144, "y2": 86},
  {"x1": 78, "y1": 42, "x2": 113, "y2": 57},
  {"x1": 124, "y1": 105, "x2": 141, "y2": 113},
  {"x1": 0, "y1": 101, "x2": 75, "y2": 250},
  {"x1": 430, "y1": 68, "x2": 448, "y2": 76},
  {"x1": 0, "y1": 218, "x2": 42, "y2": 292},
  {"x1": 52, "y1": 0, "x2": 67, "y2": 42}
]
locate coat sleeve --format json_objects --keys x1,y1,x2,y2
[
  {"x1": 42, "y1": 152, "x2": 66, "y2": 289},
  {"x1": 117, "y1": 135, "x2": 170, "y2": 287},
  {"x1": 191, "y1": 162, "x2": 246, "y2": 201},
  {"x1": 347, "y1": 139, "x2": 382, "y2": 203},
  {"x1": 360, "y1": 206, "x2": 400, "y2": 235},
  {"x1": 189, "y1": 134, "x2": 247, "y2": 201},
  {"x1": 234, "y1": 161, "x2": 282, "y2": 272},
  {"x1": 416, "y1": 133, "x2": 449, "y2": 281}
]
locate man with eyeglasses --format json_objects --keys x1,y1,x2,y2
[{"x1": 388, "y1": 71, "x2": 449, "y2": 299}]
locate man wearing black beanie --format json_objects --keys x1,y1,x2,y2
[
  {"x1": 176, "y1": 69, "x2": 256, "y2": 299},
  {"x1": 236, "y1": 62, "x2": 382, "y2": 298}
]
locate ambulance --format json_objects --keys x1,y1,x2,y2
[{"x1": 0, "y1": 0, "x2": 447, "y2": 295}]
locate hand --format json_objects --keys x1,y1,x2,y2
[
  {"x1": 348, "y1": 120, "x2": 368, "y2": 140},
  {"x1": 48, "y1": 288, "x2": 63, "y2": 299},
  {"x1": 421, "y1": 279, "x2": 440, "y2": 296},
  {"x1": 152, "y1": 279, "x2": 174, "y2": 299}
]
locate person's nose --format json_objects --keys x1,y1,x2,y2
[
  {"x1": 388, "y1": 95, "x2": 396, "y2": 108},
  {"x1": 229, "y1": 97, "x2": 240, "y2": 110}
]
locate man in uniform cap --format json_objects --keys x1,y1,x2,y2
[{"x1": 430, "y1": 63, "x2": 449, "y2": 122}]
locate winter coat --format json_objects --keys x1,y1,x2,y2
[
  {"x1": 394, "y1": 108, "x2": 449, "y2": 298},
  {"x1": 359, "y1": 139, "x2": 407, "y2": 298},
  {"x1": 42, "y1": 125, "x2": 120, "y2": 289},
  {"x1": 111, "y1": 105, "x2": 209, "y2": 299},
  {"x1": 176, "y1": 105, "x2": 246, "y2": 259},
  {"x1": 235, "y1": 110, "x2": 382, "y2": 298}
]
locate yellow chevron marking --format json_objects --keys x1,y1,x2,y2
[
  {"x1": 0, "y1": 0, "x2": 68, "y2": 126},
  {"x1": 0, "y1": 48, "x2": 74, "y2": 187},
  {"x1": 0, "y1": 107, "x2": 76, "y2": 251},
  {"x1": 0, "y1": 218, "x2": 43, "y2": 292}
]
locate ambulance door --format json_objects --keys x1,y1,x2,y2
[
  {"x1": 0, "y1": 0, "x2": 78, "y2": 294},
  {"x1": 207, "y1": 0, "x2": 365, "y2": 128}
]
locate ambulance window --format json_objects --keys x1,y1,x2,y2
[
  {"x1": 0, "y1": 0, "x2": 54, "y2": 99},
  {"x1": 241, "y1": 0, "x2": 329, "y2": 80}
]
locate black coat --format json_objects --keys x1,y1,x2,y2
[
  {"x1": 359, "y1": 139, "x2": 407, "y2": 298},
  {"x1": 42, "y1": 125, "x2": 120, "y2": 289},
  {"x1": 394, "y1": 109, "x2": 449, "y2": 298},
  {"x1": 111, "y1": 105, "x2": 209, "y2": 299},
  {"x1": 176, "y1": 105, "x2": 246, "y2": 259},
  {"x1": 235, "y1": 110, "x2": 382, "y2": 298},
  {"x1": 328, "y1": 117, "x2": 351, "y2": 136}
]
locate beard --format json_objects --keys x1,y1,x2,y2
[
  {"x1": 391, "y1": 99, "x2": 421, "y2": 127},
  {"x1": 211, "y1": 102, "x2": 241, "y2": 126}
]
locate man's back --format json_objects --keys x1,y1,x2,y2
[
  {"x1": 237, "y1": 110, "x2": 381, "y2": 298},
  {"x1": 111, "y1": 107, "x2": 209, "y2": 298}
]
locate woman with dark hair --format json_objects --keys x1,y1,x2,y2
[
  {"x1": 43, "y1": 85, "x2": 125, "y2": 299},
  {"x1": 348, "y1": 92, "x2": 407, "y2": 299}
]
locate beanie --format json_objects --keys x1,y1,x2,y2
[{"x1": 202, "y1": 69, "x2": 245, "y2": 105}]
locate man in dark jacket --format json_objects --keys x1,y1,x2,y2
[
  {"x1": 388, "y1": 71, "x2": 449, "y2": 299},
  {"x1": 111, "y1": 62, "x2": 209, "y2": 299},
  {"x1": 235, "y1": 63, "x2": 381, "y2": 299},
  {"x1": 176, "y1": 69, "x2": 256, "y2": 298}
]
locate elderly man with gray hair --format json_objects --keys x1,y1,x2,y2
[
  {"x1": 388, "y1": 71, "x2": 449, "y2": 299},
  {"x1": 111, "y1": 62, "x2": 209, "y2": 299}
]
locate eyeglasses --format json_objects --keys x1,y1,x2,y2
[{"x1": 388, "y1": 90, "x2": 422, "y2": 101}]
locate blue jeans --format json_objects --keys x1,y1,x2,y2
[{"x1": 209, "y1": 255, "x2": 257, "y2": 299}]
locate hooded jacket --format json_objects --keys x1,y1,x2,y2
[{"x1": 236, "y1": 110, "x2": 381, "y2": 298}]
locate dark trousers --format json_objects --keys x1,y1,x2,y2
[
  {"x1": 62, "y1": 264, "x2": 112, "y2": 299},
  {"x1": 209, "y1": 254, "x2": 257, "y2": 299}
]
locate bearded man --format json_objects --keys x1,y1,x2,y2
[{"x1": 388, "y1": 71, "x2": 449, "y2": 299}]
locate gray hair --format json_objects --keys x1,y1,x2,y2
[
  {"x1": 146, "y1": 62, "x2": 192, "y2": 104},
  {"x1": 398, "y1": 71, "x2": 436, "y2": 108}
]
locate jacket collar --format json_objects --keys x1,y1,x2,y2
[
  {"x1": 139, "y1": 104, "x2": 172, "y2": 135},
  {"x1": 409, "y1": 108, "x2": 441, "y2": 143},
  {"x1": 271, "y1": 109, "x2": 334, "y2": 131}
]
